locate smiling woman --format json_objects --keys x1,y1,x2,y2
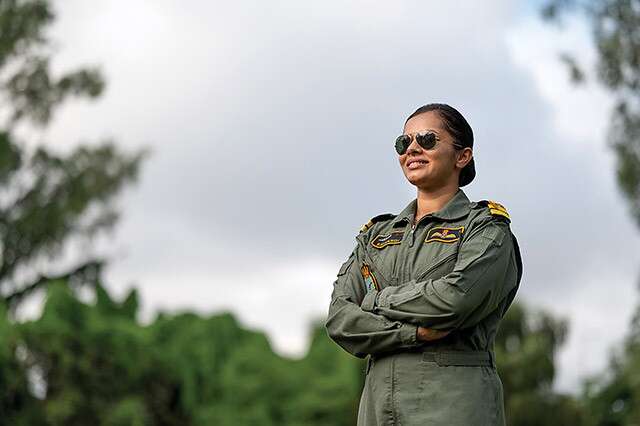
[{"x1": 325, "y1": 103, "x2": 523, "y2": 425}]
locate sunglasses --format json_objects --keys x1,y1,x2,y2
[{"x1": 394, "y1": 131, "x2": 464, "y2": 155}]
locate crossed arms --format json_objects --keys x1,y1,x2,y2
[{"x1": 324, "y1": 216, "x2": 519, "y2": 359}]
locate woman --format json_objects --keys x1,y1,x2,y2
[{"x1": 325, "y1": 103, "x2": 523, "y2": 425}]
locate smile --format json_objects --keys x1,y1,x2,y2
[{"x1": 407, "y1": 159, "x2": 428, "y2": 170}]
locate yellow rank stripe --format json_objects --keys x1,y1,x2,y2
[
  {"x1": 487, "y1": 200, "x2": 510, "y2": 219},
  {"x1": 489, "y1": 208, "x2": 510, "y2": 219},
  {"x1": 360, "y1": 220, "x2": 373, "y2": 233},
  {"x1": 487, "y1": 200, "x2": 507, "y2": 212}
]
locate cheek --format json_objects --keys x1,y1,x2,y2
[{"x1": 429, "y1": 151, "x2": 452, "y2": 167}]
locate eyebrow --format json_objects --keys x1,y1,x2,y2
[{"x1": 405, "y1": 128, "x2": 440, "y2": 135}]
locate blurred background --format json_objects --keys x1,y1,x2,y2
[{"x1": 2, "y1": 0, "x2": 640, "y2": 424}]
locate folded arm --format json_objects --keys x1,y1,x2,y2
[
  {"x1": 325, "y1": 243, "x2": 424, "y2": 358},
  {"x1": 361, "y1": 217, "x2": 520, "y2": 330}
]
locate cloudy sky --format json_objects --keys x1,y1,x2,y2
[{"x1": 25, "y1": 0, "x2": 640, "y2": 393}]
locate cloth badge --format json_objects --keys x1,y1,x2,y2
[
  {"x1": 360, "y1": 263, "x2": 380, "y2": 292},
  {"x1": 370, "y1": 230, "x2": 404, "y2": 249},
  {"x1": 425, "y1": 226, "x2": 464, "y2": 244}
]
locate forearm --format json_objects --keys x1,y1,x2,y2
[
  {"x1": 361, "y1": 275, "x2": 487, "y2": 329},
  {"x1": 325, "y1": 293, "x2": 419, "y2": 358},
  {"x1": 361, "y1": 220, "x2": 519, "y2": 330}
]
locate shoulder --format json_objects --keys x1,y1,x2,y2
[
  {"x1": 471, "y1": 199, "x2": 522, "y2": 277},
  {"x1": 470, "y1": 199, "x2": 512, "y2": 224},
  {"x1": 463, "y1": 199, "x2": 514, "y2": 244},
  {"x1": 358, "y1": 213, "x2": 396, "y2": 234}
]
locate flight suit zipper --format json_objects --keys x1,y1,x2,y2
[
  {"x1": 409, "y1": 222, "x2": 417, "y2": 247},
  {"x1": 409, "y1": 213, "x2": 433, "y2": 247}
]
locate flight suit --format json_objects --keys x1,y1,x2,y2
[{"x1": 325, "y1": 188, "x2": 523, "y2": 425}]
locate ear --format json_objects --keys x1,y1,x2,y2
[{"x1": 456, "y1": 148, "x2": 473, "y2": 170}]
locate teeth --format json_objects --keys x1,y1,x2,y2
[{"x1": 407, "y1": 161, "x2": 427, "y2": 169}]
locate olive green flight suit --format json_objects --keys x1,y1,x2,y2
[{"x1": 325, "y1": 188, "x2": 523, "y2": 426}]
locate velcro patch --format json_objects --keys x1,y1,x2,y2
[
  {"x1": 370, "y1": 230, "x2": 404, "y2": 249},
  {"x1": 360, "y1": 263, "x2": 380, "y2": 292},
  {"x1": 425, "y1": 226, "x2": 464, "y2": 244}
]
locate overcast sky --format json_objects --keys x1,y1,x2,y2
[{"x1": 24, "y1": 0, "x2": 640, "y2": 393}]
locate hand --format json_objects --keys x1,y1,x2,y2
[{"x1": 417, "y1": 326, "x2": 451, "y2": 342}]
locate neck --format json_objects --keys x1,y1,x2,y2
[{"x1": 415, "y1": 182, "x2": 459, "y2": 223}]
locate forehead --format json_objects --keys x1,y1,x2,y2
[{"x1": 403, "y1": 111, "x2": 445, "y2": 134}]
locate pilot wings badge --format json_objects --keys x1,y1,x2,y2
[{"x1": 425, "y1": 226, "x2": 464, "y2": 244}]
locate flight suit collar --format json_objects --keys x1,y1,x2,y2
[{"x1": 390, "y1": 188, "x2": 472, "y2": 227}]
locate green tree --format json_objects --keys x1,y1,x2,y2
[
  {"x1": 0, "y1": 301, "x2": 42, "y2": 425},
  {"x1": 6, "y1": 279, "x2": 365, "y2": 425},
  {"x1": 575, "y1": 301, "x2": 640, "y2": 425},
  {"x1": 0, "y1": 0, "x2": 146, "y2": 308},
  {"x1": 541, "y1": 0, "x2": 640, "y2": 226},
  {"x1": 495, "y1": 303, "x2": 585, "y2": 425},
  {"x1": 541, "y1": 2, "x2": 640, "y2": 423}
]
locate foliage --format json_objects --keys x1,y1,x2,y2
[
  {"x1": 577, "y1": 302, "x2": 640, "y2": 425},
  {"x1": 0, "y1": 0, "x2": 147, "y2": 307},
  {"x1": 0, "y1": 280, "x2": 365, "y2": 425},
  {"x1": 0, "y1": 280, "x2": 582, "y2": 425},
  {"x1": 496, "y1": 303, "x2": 585, "y2": 425},
  {"x1": 542, "y1": 0, "x2": 640, "y2": 227},
  {"x1": 542, "y1": 1, "x2": 640, "y2": 423}
]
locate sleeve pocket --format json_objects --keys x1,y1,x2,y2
[{"x1": 481, "y1": 223, "x2": 506, "y2": 246}]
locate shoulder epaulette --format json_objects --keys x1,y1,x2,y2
[
  {"x1": 478, "y1": 200, "x2": 510, "y2": 222},
  {"x1": 359, "y1": 213, "x2": 396, "y2": 233}
]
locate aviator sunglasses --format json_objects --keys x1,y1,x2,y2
[{"x1": 395, "y1": 131, "x2": 464, "y2": 155}]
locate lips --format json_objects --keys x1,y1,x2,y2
[{"x1": 406, "y1": 159, "x2": 428, "y2": 170}]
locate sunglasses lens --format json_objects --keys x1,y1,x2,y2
[
  {"x1": 395, "y1": 135, "x2": 410, "y2": 154},
  {"x1": 415, "y1": 132, "x2": 436, "y2": 150}
]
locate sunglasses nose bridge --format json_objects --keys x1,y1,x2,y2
[
  {"x1": 406, "y1": 134, "x2": 423, "y2": 153},
  {"x1": 396, "y1": 133, "x2": 428, "y2": 155}
]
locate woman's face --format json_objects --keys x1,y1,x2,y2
[{"x1": 399, "y1": 111, "x2": 463, "y2": 191}]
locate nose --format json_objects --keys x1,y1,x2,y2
[{"x1": 406, "y1": 135, "x2": 423, "y2": 154}]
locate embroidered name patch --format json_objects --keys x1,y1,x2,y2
[
  {"x1": 425, "y1": 226, "x2": 464, "y2": 244},
  {"x1": 370, "y1": 231, "x2": 405, "y2": 249},
  {"x1": 360, "y1": 263, "x2": 379, "y2": 292}
]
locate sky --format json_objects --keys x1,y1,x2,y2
[{"x1": 21, "y1": 0, "x2": 640, "y2": 393}]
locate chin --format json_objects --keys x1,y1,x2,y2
[
  {"x1": 404, "y1": 171, "x2": 445, "y2": 190},
  {"x1": 403, "y1": 170, "x2": 429, "y2": 185},
  {"x1": 405, "y1": 175, "x2": 429, "y2": 188}
]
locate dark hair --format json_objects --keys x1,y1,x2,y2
[{"x1": 404, "y1": 103, "x2": 476, "y2": 186}]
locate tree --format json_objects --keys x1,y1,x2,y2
[
  {"x1": 3, "y1": 278, "x2": 365, "y2": 425},
  {"x1": 0, "y1": 0, "x2": 147, "y2": 308},
  {"x1": 495, "y1": 303, "x2": 586, "y2": 425},
  {"x1": 541, "y1": 2, "x2": 640, "y2": 423},
  {"x1": 541, "y1": 0, "x2": 640, "y2": 226}
]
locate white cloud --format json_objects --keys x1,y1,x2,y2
[
  {"x1": 18, "y1": 0, "x2": 638, "y2": 397},
  {"x1": 504, "y1": 15, "x2": 640, "y2": 392},
  {"x1": 505, "y1": 16, "x2": 613, "y2": 155}
]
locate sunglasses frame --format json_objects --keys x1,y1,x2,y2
[{"x1": 395, "y1": 131, "x2": 464, "y2": 155}]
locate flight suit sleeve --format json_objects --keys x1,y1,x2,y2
[
  {"x1": 324, "y1": 243, "x2": 421, "y2": 358},
  {"x1": 360, "y1": 216, "x2": 520, "y2": 330}
]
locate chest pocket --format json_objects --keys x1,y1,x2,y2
[
  {"x1": 414, "y1": 225, "x2": 464, "y2": 281},
  {"x1": 415, "y1": 245, "x2": 459, "y2": 281},
  {"x1": 365, "y1": 230, "x2": 405, "y2": 285}
]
